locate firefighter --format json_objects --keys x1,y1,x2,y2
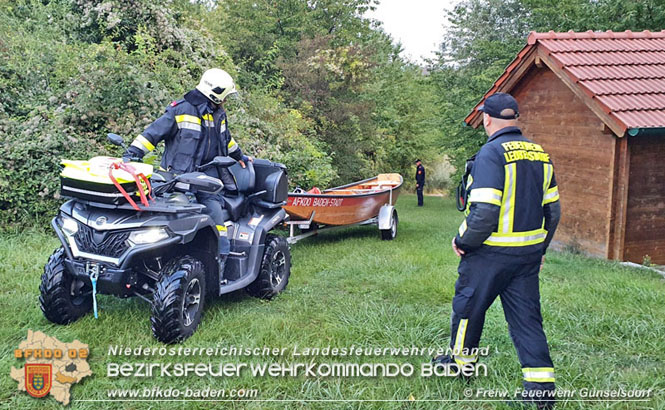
[
  {"x1": 433, "y1": 93, "x2": 561, "y2": 409},
  {"x1": 123, "y1": 68, "x2": 252, "y2": 274},
  {"x1": 415, "y1": 159, "x2": 425, "y2": 206}
]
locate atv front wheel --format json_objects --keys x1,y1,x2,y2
[
  {"x1": 40, "y1": 247, "x2": 92, "y2": 324},
  {"x1": 247, "y1": 235, "x2": 291, "y2": 299},
  {"x1": 151, "y1": 255, "x2": 206, "y2": 344}
]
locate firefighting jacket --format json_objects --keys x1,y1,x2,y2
[
  {"x1": 454, "y1": 126, "x2": 561, "y2": 257},
  {"x1": 124, "y1": 89, "x2": 243, "y2": 174},
  {"x1": 416, "y1": 164, "x2": 425, "y2": 187}
]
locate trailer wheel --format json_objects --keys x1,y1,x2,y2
[
  {"x1": 151, "y1": 255, "x2": 205, "y2": 344},
  {"x1": 247, "y1": 235, "x2": 291, "y2": 299},
  {"x1": 40, "y1": 247, "x2": 92, "y2": 324},
  {"x1": 380, "y1": 210, "x2": 398, "y2": 240}
]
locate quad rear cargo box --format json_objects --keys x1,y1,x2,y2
[{"x1": 253, "y1": 159, "x2": 288, "y2": 203}]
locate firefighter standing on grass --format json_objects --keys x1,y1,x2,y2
[
  {"x1": 415, "y1": 159, "x2": 425, "y2": 206},
  {"x1": 432, "y1": 93, "x2": 561, "y2": 409},
  {"x1": 123, "y1": 68, "x2": 252, "y2": 274}
]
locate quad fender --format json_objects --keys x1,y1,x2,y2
[
  {"x1": 378, "y1": 204, "x2": 395, "y2": 230},
  {"x1": 215, "y1": 208, "x2": 288, "y2": 295},
  {"x1": 254, "y1": 208, "x2": 288, "y2": 245}
]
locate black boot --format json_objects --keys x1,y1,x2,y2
[{"x1": 431, "y1": 354, "x2": 459, "y2": 371}]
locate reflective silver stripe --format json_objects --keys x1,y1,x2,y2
[
  {"x1": 543, "y1": 187, "x2": 559, "y2": 202},
  {"x1": 501, "y1": 163, "x2": 516, "y2": 233},
  {"x1": 62, "y1": 186, "x2": 126, "y2": 198},
  {"x1": 177, "y1": 122, "x2": 201, "y2": 132},
  {"x1": 486, "y1": 231, "x2": 546, "y2": 244},
  {"x1": 454, "y1": 318, "x2": 468, "y2": 353},
  {"x1": 204, "y1": 120, "x2": 214, "y2": 127},
  {"x1": 453, "y1": 318, "x2": 469, "y2": 366},
  {"x1": 523, "y1": 368, "x2": 555, "y2": 382},
  {"x1": 131, "y1": 139, "x2": 150, "y2": 153},
  {"x1": 458, "y1": 219, "x2": 467, "y2": 236},
  {"x1": 469, "y1": 188, "x2": 502, "y2": 206},
  {"x1": 220, "y1": 122, "x2": 227, "y2": 132},
  {"x1": 228, "y1": 143, "x2": 239, "y2": 153}
]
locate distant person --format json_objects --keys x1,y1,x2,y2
[
  {"x1": 433, "y1": 93, "x2": 561, "y2": 409},
  {"x1": 123, "y1": 68, "x2": 252, "y2": 274},
  {"x1": 415, "y1": 159, "x2": 425, "y2": 206}
]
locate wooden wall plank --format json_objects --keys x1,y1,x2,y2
[{"x1": 511, "y1": 66, "x2": 616, "y2": 257}]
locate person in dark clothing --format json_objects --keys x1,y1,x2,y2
[
  {"x1": 123, "y1": 68, "x2": 252, "y2": 275},
  {"x1": 433, "y1": 93, "x2": 561, "y2": 410},
  {"x1": 415, "y1": 159, "x2": 425, "y2": 206}
]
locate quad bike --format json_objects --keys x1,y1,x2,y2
[{"x1": 41, "y1": 134, "x2": 291, "y2": 343}]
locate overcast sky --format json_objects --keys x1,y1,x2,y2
[{"x1": 365, "y1": 0, "x2": 460, "y2": 64}]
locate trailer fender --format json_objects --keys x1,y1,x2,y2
[{"x1": 378, "y1": 205, "x2": 395, "y2": 230}]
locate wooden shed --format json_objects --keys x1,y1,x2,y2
[{"x1": 465, "y1": 30, "x2": 665, "y2": 264}]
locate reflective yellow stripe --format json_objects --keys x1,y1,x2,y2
[
  {"x1": 499, "y1": 163, "x2": 516, "y2": 233},
  {"x1": 132, "y1": 135, "x2": 154, "y2": 151},
  {"x1": 543, "y1": 186, "x2": 559, "y2": 204},
  {"x1": 458, "y1": 219, "x2": 467, "y2": 237},
  {"x1": 228, "y1": 137, "x2": 239, "y2": 153},
  {"x1": 484, "y1": 228, "x2": 547, "y2": 247},
  {"x1": 175, "y1": 114, "x2": 201, "y2": 124},
  {"x1": 455, "y1": 353, "x2": 478, "y2": 364},
  {"x1": 216, "y1": 225, "x2": 227, "y2": 232},
  {"x1": 463, "y1": 175, "x2": 473, "y2": 216},
  {"x1": 468, "y1": 188, "x2": 502, "y2": 206},
  {"x1": 523, "y1": 367, "x2": 555, "y2": 383},
  {"x1": 453, "y1": 319, "x2": 469, "y2": 367},
  {"x1": 542, "y1": 164, "x2": 552, "y2": 195},
  {"x1": 202, "y1": 114, "x2": 214, "y2": 127}
]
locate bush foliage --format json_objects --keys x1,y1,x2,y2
[{"x1": 2, "y1": 0, "x2": 441, "y2": 224}]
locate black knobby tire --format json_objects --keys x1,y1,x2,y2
[
  {"x1": 151, "y1": 255, "x2": 206, "y2": 344},
  {"x1": 40, "y1": 247, "x2": 92, "y2": 324},
  {"x1": 247, "y1": 235, "x2": 291, "y2": 300},
  {"x1": 380, "y1": 210, "x2": 398, "y2": 240}
]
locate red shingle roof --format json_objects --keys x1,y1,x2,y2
[{"x1": 465, "y1": 30, "x2": 665, "y2": 135}]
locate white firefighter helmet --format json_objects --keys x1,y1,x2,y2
[{"x1": 196, "y1": 68, "x2": 237, "y2": 104}]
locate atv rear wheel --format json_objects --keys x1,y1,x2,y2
[
  {"x1": 151, "y1": 255, "x2": 206, "y2": 344},
  {"x1": 40, "y1": 247, "x2": 92, "y2": 324},
  {"x1": 247, "y1": 235, "x2": 291, "y2": 300}
]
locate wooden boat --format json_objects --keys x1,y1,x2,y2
[{"x1": 284, "y1": 173, "x2": 403, "y2": 226}]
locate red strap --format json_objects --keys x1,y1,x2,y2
[{"x1": 108, "y1": 162, "x2": 153, "y2": 211}]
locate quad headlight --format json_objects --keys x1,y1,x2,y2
[
  {"x1": 59, "y1": 214, "x2": 79, "y2": 236},
  {"x1": 127, "y1": 228, "x2": 169, "y2": 246}
]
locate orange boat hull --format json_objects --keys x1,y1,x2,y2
[{"x1": 284, "y1": 174, "x2": 402, "y2": 226}]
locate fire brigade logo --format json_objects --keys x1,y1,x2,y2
[
  {"x1": 25, "y1": 364, "x2": 52, "y2": 398},
  {"x1": 11, "y1": 330, "x2": 91, "y2": 405}
]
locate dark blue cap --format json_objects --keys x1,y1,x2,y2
[{"x1": 478, "y1": 92, "x2": 519, "y2": 119}]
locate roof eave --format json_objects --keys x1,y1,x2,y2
[{"x1": 464, "y1": 44, "x2": 537, "y2": 128}]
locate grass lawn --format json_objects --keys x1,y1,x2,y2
[{"x1": 0, "y1": 194, "x2": 664, "y2": 409}]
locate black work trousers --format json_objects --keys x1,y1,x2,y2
[
  {"x1": 416, "y1": 188, "x2": 424, "y2": 206},
  {"x1": 449, "y1": 251, "x2": 555, "y2": 391},
  {"x1": 195, "y1": 192, "x2": 230, "y2": 256}
]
